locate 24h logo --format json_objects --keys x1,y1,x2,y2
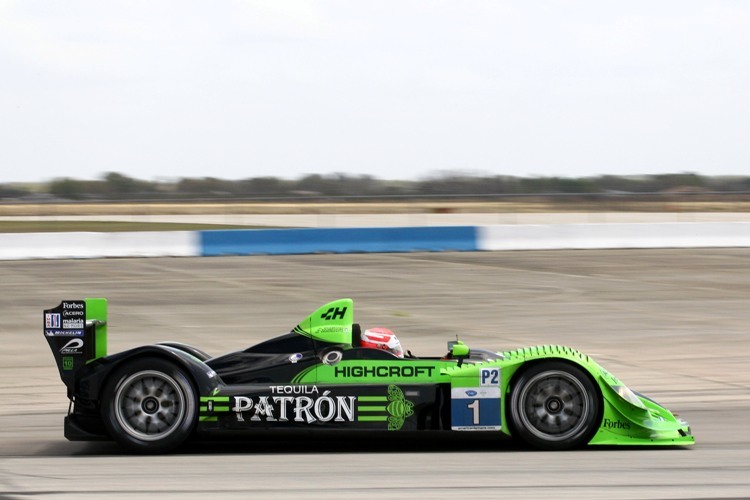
[{"x1": 321, "y1": 307, "x2": 347, "y2": 321}]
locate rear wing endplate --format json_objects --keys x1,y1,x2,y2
[{"x1": 43, "y1": 299, "x2": 108, "y2": 390}]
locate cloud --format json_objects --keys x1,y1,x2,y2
[{"x1": 1, "y1": 1, "x2": 749, "y2": 182}]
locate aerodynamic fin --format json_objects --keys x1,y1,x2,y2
[{"x1": 292, "y1": 298, "x2": 354, "y2": 344}]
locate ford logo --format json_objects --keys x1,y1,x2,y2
[{"x1": 465, "y1": 390, "x2": 477, "y2": 397}]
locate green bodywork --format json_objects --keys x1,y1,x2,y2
[
  {"x1": 292, "y1": 299, "x2": 694, "y2": 446},
  {"x1": 293, "y1": 298, "x2": 354, "y2": 344},
  {"x1": 486, "y1": 346, "x2": 693, "y2": 446},
  {"x1": 85, "y1": 298, "x2": 108, "y2": 360}
]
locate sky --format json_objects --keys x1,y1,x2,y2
[{"x1": 1, "y1": 1, "x2": 749, "y2": 183}]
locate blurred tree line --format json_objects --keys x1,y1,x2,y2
[{"x1": 2, "y1": 171, "x2": 750, "y2": 201}]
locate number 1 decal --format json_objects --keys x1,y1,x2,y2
[
  {"x1": 451, "y1": 369, "x2": 502, "y2": 431},
  {"x1": 450, "y1": 391, "x2": 501, "y2": 431},
  {"x1": 467, "y1": 399, "x2": 480, "y2": 425}
]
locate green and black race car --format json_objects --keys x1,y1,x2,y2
[{"x1": 43, "y1": 298, "x2": 694, "y2": 453}]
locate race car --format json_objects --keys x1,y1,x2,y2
[{"x1": 43, "y1": 298, "x2": 694, "y2": 453}]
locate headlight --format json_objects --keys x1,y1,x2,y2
[{"x1": 613, "y1": 385, "x2": 646, "y2": 409}]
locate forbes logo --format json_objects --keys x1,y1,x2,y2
[{"x1": 602, "y1": 418, "x2": 631, "y2": 430}]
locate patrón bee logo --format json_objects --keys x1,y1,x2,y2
[{"x1": 386, "y1": 385, "x2": 414, "y2": 431}]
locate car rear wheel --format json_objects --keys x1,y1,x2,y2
[
  {"x1": 509, "y1": 361, "x2": 600, "y2": 450},
  {"x1": 101, "y1": 357, "x2": 197, "y2": 453}
]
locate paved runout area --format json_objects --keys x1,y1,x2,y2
[{"x1": 1, "y1": 249, "x2": 749, "y2": 498}]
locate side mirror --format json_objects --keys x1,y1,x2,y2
[{"x1": 448, "y1": 340, "x2": 470, "y2": 366}]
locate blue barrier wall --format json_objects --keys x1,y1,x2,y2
[
  {"x1": 6, "y1": 222, "x2": 750, "y2": 260},
  {"x1": 200, "y1": 226, "x2": 479, "y2": 256}
]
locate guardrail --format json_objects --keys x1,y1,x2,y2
[{"x1": 2, "y1": 223, "x2": 750, "y2": 260}]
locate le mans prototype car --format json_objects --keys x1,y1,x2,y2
[{"x1": 43, "y1": 298, "x2": 694, "y2": 453}]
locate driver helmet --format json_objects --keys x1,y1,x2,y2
[{"x1": 361, "y1": 327, "x2": 404, "y2": 358}]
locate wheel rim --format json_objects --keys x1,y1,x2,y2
[
  {"x1": 516, "y1": 369, "x2": 591, "y2": 442},
  {"x1": 114, "y1": 370, "x2": 186, "y2": 442}
]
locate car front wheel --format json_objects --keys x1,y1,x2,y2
[{"x1": 509, "y1": 361, "x2": 601, "y2": 450}]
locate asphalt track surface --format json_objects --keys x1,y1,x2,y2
[{"x1": 1, "y1": 249, "x2": 749, "y2": 499}]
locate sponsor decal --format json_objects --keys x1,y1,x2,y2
[
  {"x1": 320, "y1": 307, "x2": 347, "y2": 321},
  {"x1": 62, "y1": 357, "x2": 74, "y2": 371},
  {"x1": 450, "y1": 386, "x2": 502, "y2": 431},
  {"x1": 60, "y1": 338, "x2": 84, "y2": 355},
  {"x1": 385, "y1": 385, "x2": 414, "y2": 430},
  {"x1": 232, "y1": 387, "x2": 356, "y2": 424},
  {"x1": 271, "y1": 385, "x2": 318, "y2": 394},
  {"x1": 289, "y1": 353, "x2": 303, "y2": 364},
  {"x1": 61, "y1": 301, "x2": 85, "y2": 319},
  {"x1": 219, "y1": 385, "x2": 415, "y2": 431},
  {"x1": 353, "y1": 385, "x2": 415, "y2": 430},
  {"x1": 602, "y1": 418, "x2": 631, "y2": 430},
  {"x1": 62, "y1": 318, "x2": 84, "y2": 329},
  {"x1": 45, "y1": 313, "x2": 61, "y2": 329},
  {"x1": 45, "y1": 329, "x2": 84, "y2": 337},
  {"x1": 451, "y1": 387, "x2": 500, "y2": 399},
  {"x1": 45, "y1": 301, "x2": 86, "y2": 336},
  {"x1": 334, "y1": 365, "x2": 434, "y2": 378},
  {"x1": 317, "y1": 326, "x2": 348, "y2": 333}
]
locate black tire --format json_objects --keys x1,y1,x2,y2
[
  {"x1": 509, "y1": 361, "x2": 601, "y2": 450},
  {"x1": 101, "y1": 357, "x2": 197, "y2": 453}
]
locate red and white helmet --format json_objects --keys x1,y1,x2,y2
[{"x1": 361, "y1": 327, "x2": 404, "y2": 358}]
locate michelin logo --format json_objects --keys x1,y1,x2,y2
[{"x1": 46, "y1": 330, "x2": 84, "y2": 337}]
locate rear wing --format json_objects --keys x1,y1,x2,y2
[{"x1": 43, "y1": 299, "x2": 108, "y2": 391}]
